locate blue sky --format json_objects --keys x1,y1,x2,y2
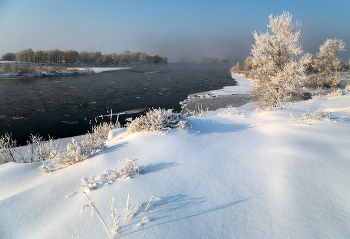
[{"x1": 0, "y1": 0, "x2": 349, "y2": 62}]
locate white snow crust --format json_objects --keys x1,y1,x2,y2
[
  {"x1": 1, "y1": 74, "x2": 350, "y2": 238},
  {"x1": 89, "y1": 67, "x2": 132, "y2": 73}
]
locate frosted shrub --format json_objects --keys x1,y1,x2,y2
[
  {"x1": 345, "y1": 85, "x2": 350, "y2": 93},
  {"x1": 290, "y1": 108, "x2": 331, "y2": 125},
  {"x1": 119, "y1": 158, "x2": 140, "y2": 175},
  {"x1": 330, "y1": 89, "x2": 344, "y2": 97},
  {"x1": 311, "y1": 87, "x2": 325, "y2": 101},
  {"x1": 218, "y1": 105, "x2": 239, "y2": 115},
  {"x1": 303, "y1": 109, "x2": 330, "y2": 121},
  {"x1": 40, "y1": 135, "x2": 106, "y2": 173},
  {"x1": 184, "y1": 104, "x2": 208, "y2": 118},
  {"x1": 80, "y1": 159, "x2": 139, "y2": 191},
  {"x1": 91, "y1": 120, "x2": 121, "y2": 140},
  {"x1": 39, "y1": 119, "x2": 120, "y2": 172},
  {"x1": 55, "y1": 136, "x2": 105, "y2": 166},
  {"x1": 25, "y1": 134, "x2": 59, "y2": 163},
  {"x1": 0, "y1": 132, "x2": 60, "y2": 164},
  {"x1": 0, "y1": 132, "x2": 20, "y2": 163},
  {"x1": 126, "y1": 108, "x2": 187, "y2": 134}
]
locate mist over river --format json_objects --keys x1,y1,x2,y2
[{"x1": 0, "y1": 63, "x2": 236, "y2": 145}]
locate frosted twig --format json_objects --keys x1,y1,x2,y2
[
  {"x1": 145, "y1": 195, "x2": 154, "y2": 212},
  {"x1": 125, "y1": 194, "x2": 130, "y2": 217},
  {"x1": 83, "y1": 192, "x2": 112, "y2": 239},
  {"x1": 110, "y1": 197, "x2": 119, "y2": 235},
  {"x1": 131, "y1": 201, "x2": 142, "y2": 217}
]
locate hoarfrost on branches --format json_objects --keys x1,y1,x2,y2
[
  {"x1": 317, "y1": 38, "x2": 346, "y2": 90},
  {"x1": 250, "y1": 11, "x2": 312, "y2": 110},
  {"x1": 79, "y1": 159, "x2": 140, "y2": 191},
  {"x1": 126, "y1": 108, "x2": 187, "y2": 134}
]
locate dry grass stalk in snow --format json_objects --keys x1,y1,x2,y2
[
  {"x1": 131, "y1": 201, "x2": 142, "y2": 217},
  {"x1": 125, "y1": 194, "x2": 130, "y2": 218},
  {"x1": 80, "y1": 193, "x2": 155, "y2": 237},
  {"x1": 110, "y1": 197, "x2": 119, "y2": 235},
  {"x1": 81, "y1": 192, "x2": 112, "y2": 239},
  {"x1": 144, "y1": 195, "x2": 154, "y2": 212},
  {"x1": 135, "y1": 217, "x2": 150, "y2": 229}
]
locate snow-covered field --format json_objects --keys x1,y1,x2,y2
[{"x1": 1, "y1": 74, "x2": 350, "y2": 238}]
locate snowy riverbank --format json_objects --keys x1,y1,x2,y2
[
  {"x1": 1, "y1": 74, "x2": 350, "y2": 238},
  {"x1": 180, "y1": 73, "x2": 253, "y2": 111},
  {"x1": 0, "y1": 67, "x2": 132, "y2": 78}
]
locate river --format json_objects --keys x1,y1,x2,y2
[{"x1": 0, "y1": 63, "x2": 236, "y2": 145}]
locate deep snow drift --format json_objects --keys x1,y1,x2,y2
[{"x1": 0, "y1": 74, "x2": 350, "y2": 238}]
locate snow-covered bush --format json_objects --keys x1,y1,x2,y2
[
  {"x1": 126, "y1": 108, "x2": 187, "y2": 134},
  {"x1": 80, "y1": 159, "x2": 140, "y2": 191},
  {"x1": 331, "y1": 89, "x2": 344, "y2": 97},
  {"x1": 182, "y1": 104, "x2": 208, "y2": 118},
  {"x1": 218, "y1": 105, "x2": 239, "y2": 115},
  {"x1": 0, "y1": 132, "x2": 19, "y2": 163},
  {"x1": 290, "y1": 108, "x2": 331, "y2": 125},
  {"x1": 25, "y1": 134, "x2": 59, "y2": 163},
  {"x1": 345, "y1": 85, "x2": 350, "y2": 92},
  {"x1": 250, "y1": 12, "x2": 312, "y2": 110},
  {"x1": 119, "y1": 158, "x2": 140, "y2": 175},
  {"x1": 39, "y1": 134, "x2": 106, "y2": 173},
  {"x1": 91, "y1": 120, "x2": 121, "y2": 140},
  {"x1": 302, "y1": 109, "x2": 331, "y2": 121},
  {"x1": 39, "y1": 119, "x2": 120, "y2": 172},
  {"x1": 304, "y1": 73, "x2": 332, "y2": 89},
  {"x1": 55, "y1": 136, "x2": 106, "y2": 166},
  {"x1": 0, "y1": 132, "x2": 60, "y2": 164}
]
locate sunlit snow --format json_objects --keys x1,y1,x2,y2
[{"x1": 0, "y1": 74, "x2": 349, "y2": 238}]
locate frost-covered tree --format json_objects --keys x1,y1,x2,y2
[
  {"x1": 317, "y1": 39, "x2": 346, "y2": 90},
  {"x1": 250, "y1": 12, "x2": 311, "y2": 110},
  {"x1": 2, "y1": 52, "x2": 16, "y2": 61}
]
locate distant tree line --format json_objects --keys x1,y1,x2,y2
[
  {"x1": 1, "y1": 49, "x2": 167, "y2": 64},
  {"x1": 185, "y1": 57, "x2": 231, "y2": 63}
]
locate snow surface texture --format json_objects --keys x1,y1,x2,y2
[{"x1": 1, "y1": 74, "x2": 350, "y2": 238}]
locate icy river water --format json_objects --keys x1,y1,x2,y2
[{"x1": 0, "y1": 63, "x2": 236, "y2": 145}]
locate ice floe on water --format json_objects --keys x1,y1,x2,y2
[
  {"x1": 180, "y1": 74, "x2": 253, "y2": 109},
  {"x1": 89, "y1": 67, "x2": 132, "y2": 73}
]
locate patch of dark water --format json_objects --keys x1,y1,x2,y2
[{"x1": 0, "y1": 63, "x2": 236, "y2": 145}]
